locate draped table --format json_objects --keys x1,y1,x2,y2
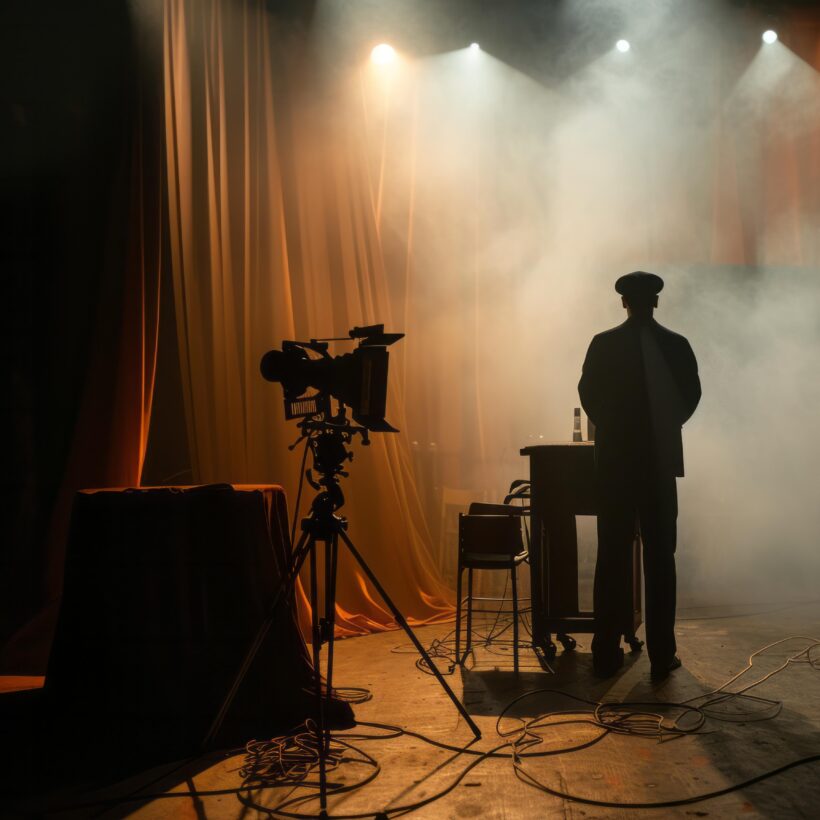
[{"x1": 44, "y1": 483, "x2": 351, "y2": 770}]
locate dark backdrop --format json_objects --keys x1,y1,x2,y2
[{"x1": 1, "y1": 0, "x2": 163, "y2": 673}]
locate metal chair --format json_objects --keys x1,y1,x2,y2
[{"x1": 455, "y1": 502, "x2": 529, "y2": 672}]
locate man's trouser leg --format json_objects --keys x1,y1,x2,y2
[
  {"x1": 639, "y1": 475, "x2": 678, "y2": 668},
  {"x1": 592, "y1": 482, "x2": 635, "y2": 666}
]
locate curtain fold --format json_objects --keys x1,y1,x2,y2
[{"x1": 163, "y1": 0, "x2": 452, "y2": 635}]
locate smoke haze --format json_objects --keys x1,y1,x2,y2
[
  {"x1": 134, "y1": 0, "x2": 820, "y2": 606},
  {"x1": 333, "y1": 0, "x2": 820, "y2": 602}
]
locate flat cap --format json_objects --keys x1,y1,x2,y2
[{"x1": 615, "y1": 270, "x2": 664, "y2": 297}]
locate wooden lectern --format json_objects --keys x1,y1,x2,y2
[{"x1": 520, "y1": 443, "x2": 643, "y2": 659}]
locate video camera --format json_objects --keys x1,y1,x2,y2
[{"x1": 260, "y1": 324, "x2": 404, "y2": 432}]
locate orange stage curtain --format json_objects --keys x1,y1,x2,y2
[{"x1": 162, "y1": 0, "x2": 452, "y2": 635}]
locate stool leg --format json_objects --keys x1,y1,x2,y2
[
  {"x1": 455, "y1": 564, "x2": 463, "y2": 665},
  {"x1": 466, "y1": 568, "x2": 474, "y2": 654},
  {"x1": 511, "y1": 564, "x2": 519, "y2": 673}
]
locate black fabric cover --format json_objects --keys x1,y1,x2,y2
[{"x1": 43, "y1": 483, "x2": 351, "y2": 771}]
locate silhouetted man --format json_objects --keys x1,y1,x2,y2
[{"x1": 578, "y1": 271, "x2": 701, "y2": 680}]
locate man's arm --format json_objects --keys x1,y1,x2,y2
[
  {"x1": 677, "y1": 338, "x2": 701, "y2": 424},
  {"x1": 578, "y1": 335, "x2": 605, "y2": 425}
]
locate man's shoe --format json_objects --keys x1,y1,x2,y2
[
  {"x1": 593, "y1": 647, "x2": 624, "y2": 678},
  {"x1": 650, "y1": 655, "x2": 682, "y2": 682}
]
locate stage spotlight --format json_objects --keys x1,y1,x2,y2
[
  {"x1": 371, "y1": 43, "x2": 396, "y2": 65},
  {"x1": 616, "y1": 39, "x2": 631, "y2": 53},
  {"x1": 762, "y1": 30, "x2": 778, "y2": 44},
  {"x1": 469, "y1": 42, "x2": 480, "y2": 52}
]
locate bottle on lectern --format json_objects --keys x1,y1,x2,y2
[{"x1": 573, "y1": 407, "x2": 582, "y2": 442}]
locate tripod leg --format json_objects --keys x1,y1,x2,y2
[
  {"x1": 337, "y1": 529, "x2": 482, "y2": 739},
  {"x1": 324, "y1": 535, "x2": 339, "y2": 755},
  {"x1": 202, "y1": 527, "x2": 314, "y2": 749},
  {"x1": 309, "y1": 543, "x2": 329, "y2": 813}
]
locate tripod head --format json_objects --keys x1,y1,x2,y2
[{"x1": 290, "y1": 404, "x2": 369, "y2": 535}]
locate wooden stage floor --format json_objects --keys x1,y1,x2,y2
[{"x1": 4, "y1": 599, "x2": 820, "y2": 818}]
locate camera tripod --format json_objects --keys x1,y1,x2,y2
[{"x1": 205, "y1": 410, "x2": 481, "y2": 816}]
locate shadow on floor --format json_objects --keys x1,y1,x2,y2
[
  {"x1": 460, "y1": 642, "x2": 645, "y2": 717},
  {"x1": 459, "y1": 636, "x2": 820, "y2": 817}
]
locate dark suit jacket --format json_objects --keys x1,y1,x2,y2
[{"x1": 578, "y1": 317, "x2": 701, "y2": 480}]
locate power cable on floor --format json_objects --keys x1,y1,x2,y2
[{"x1": 37, "y1": 634, "x2": 820, "y2": 817}]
